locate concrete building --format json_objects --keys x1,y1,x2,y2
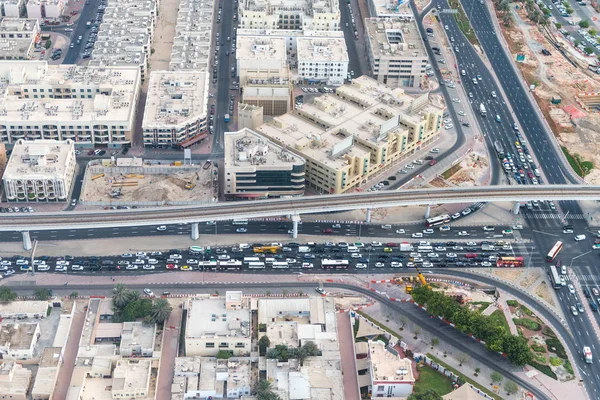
[
  {"x1": 239, "y1": 0, "x2": 340, "y2": 31},
  {"x1": 236, "y1": 36, "x2": 288, "y2": 84},
  {"x1": 120, "y1": 322, "x2": 156, "y2": 357},
  {"x1": 0, "y1": 361, "x2": 31, "y2": 400},
  {"x1": 2, "y1": 139, "x2": 76, "y2": 202},
  {"x1": 31, "y1": 347, "x2": 62, "y2": 400},
  {"x1": 184, "y1": 292, "x2": 252, "y2": 357},
  {"x1": 0, "y1": 323, "x2": 40, "y2": 360},
  {"x1": 171, "y1": 357, "x2": 253, "y2": 400},
  {"x1": 169, "y1": 0, "x2": 214, "y2": 71},
  {"x1": 224, "y1": 127, "x2": 305, "y2": 200},
  {"x1": 111, "y1": 359, "x2": 152, "y2": 398},
  {"x1": 296, "y1": 36, "x2": 348, "y2": 86},
  {"x1": 0, "y1": 18, "x2": 41, "y2": 61},
  {"x1": 26, "y1": 0, "x2": 65, "y2": 19},
  {"x1": 367, "y1": 341, "x2": 414, "y2": 398},
  {"x1": 0, "y1": 142, "x2": 6, "y2": 178},
  {"x1": 365, "y1": 18, "x2": 428, "y2": 88},
  {"x1": 242, "y1": 78, "x2": 292, "y2": 116},
  {"x1": 237, "y1": 102, "x2": 263, "y2": 130},
  {"x1": 0, "y1": 300, "x2": 49, "y2": 319},
  {"x1": 1, "y1": 0, "x2": 26, "y2": 18},
  {"x1": 0, "y1": 61, "x2": 141, "y2": 145},
  {"x1": 367, "y1": 0, "x2": 413, "y2": 19},
  {"x1": 142, "y1": 71, "x2": 209, "y2": 148},
  {"x1": 255, "y1": 75, "x2": 444, "y2": 194}
]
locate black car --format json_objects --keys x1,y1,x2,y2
[
  {"x1": 122, "y1": 147, "x2": 129, "y2": 155},
  {"x1": 98, "y1": 150, "x2": 106, "y2": 156},
  {"x1": 90, "y1": 265, "x2": 102, "y2": 271}
]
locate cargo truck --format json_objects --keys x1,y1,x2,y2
[{"x1": 479, "y1": 103, "x2": 486, "y2": 116}]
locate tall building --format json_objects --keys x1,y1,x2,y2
[
  {"x1": 3, "y1": 139, "x2": 76, "y2": 202},
  {"x1": 26, "y1": 0, "x2": 64, "y2": 19},
  {"x1": 239, "y1": 0, "x2": 340, "y2": 31},
  {"x1": 224, "y1": 128, "x2": 305, "y2": 200},
  {"x1": 365, "y1": 18, "x2": 428, "y2": 88},
  {"x1": 0, "y1": 61, "x2": 141, "y2": 145},
  {"x1": 296, "y1": 36, "x2": 348, "y2": 86},
  {"x1": 0, "y1": 19, "x2": 41, "y2": 61},
  {"x1": 255, "y1": 76, "x2": 444, "y2": 194},
  {"x1": 1, "y1": 0, "x2": 27, "y2": 18}
]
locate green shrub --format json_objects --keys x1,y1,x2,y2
[
  {"x1": 529, "y1": 361, "x2": 558, "y2": 380},
  {"x1": 519, "y1": 305, "x2": 534, "y2": 317},
  {"x1": 533, "y1": 353, "x2": 546, "y2": 363},
  {"x1": 531, "y1": 343, "x2": 545, "y2": 353},
  {"x1": 506, "y1": 300, "x2": 519, "y2": 307},
  {"x1": 546, "y1": 338, "x2": 567, "y2": 359},
  {"x1": 564, "y1": 360, "x2": 574, "y2": 375},
  {"x1": 513, "y1": 318, "x2": 542, "y2": 331},
  {"x1": 549, "y1": 356, "x2": 563, "y2": 367},
  {"x1": 542, "y1": 326, "x2": 556, "y2": 337}
]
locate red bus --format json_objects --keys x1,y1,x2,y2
[
  {"x1": 496, "y1": 256, "x2": 524, "y2": 268},
  {"x1": 546, "y1": 241, "x2": 563, "y2": 262}
]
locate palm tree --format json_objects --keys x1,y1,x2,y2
[
  {"x1": 257, "y1": 379, "x2": 273, "y2": 394},
  {"x1": 112, "y1": 284, "x2": 129, "y2": 309},
  {"x1": 127, "y1": 290, "x2": 141, "y2": 303},
  {"x1": 150, "y1": 299, "x2": 173, "y2": 324}
]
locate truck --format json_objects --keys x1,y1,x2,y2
[
  {"x1": 224, "y1": 113, "x2": 230, "y2": 123},
  {"x1": 86, "y1": 21, "x2": 91, "y2": 28},
  {"x1": 479, "y1": 103, "x2": 486, "y2": 116},
  {"x1": 584, "y1": 346, "x2": 593, "y2": 363},
  {"x1": 399, "y1": 243, "x2": 413, "y2": 252},
  {"x1": 298, "y1": 246, "x2": 311, "y2": 253},
  {"x1": 494, "y1": 141, "x2": 504, "y2": 159}
]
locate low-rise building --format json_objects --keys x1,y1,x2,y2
[
  {"x1": 142, "y1": 71, "x2": 209, "y2": 148},
  {"x1": 238, "y1": 0, "x2": 340, "y2": 31},
  {"x1": 0, "y1": 300, "x2": 48, "y2": 319},
  {"x1": 120, "y1": 322, "x2": 156, "y2": 357},
  {"x1": 237, "y1": 103, "x2": 263, "y2": 130},
  {"x1": 367, "y1": 0, "x2": 414, "y2": 19},
  {"x1": 255, "y1": 75, "x2": 443, "y2": 194},
  {"x1": 242, "y1": 78, "x2": 292, "y2": 116},
  {"x1": 266, "y1": 358, "x2": 344, "y2": 400},
  {"x1": 0, "y1": 361, "x2": 31, "y2": 400},
  {"x1": 367, "y1": 340, "x2": 415, "y2": 398},
  {"x1": 296, "y1": 36, "x2": 348, "y2": 86},
  {"x1": 365, "y1": 18, "x2": 428, "y2": 88},
  {"x1": 111, "y1": 359, "x2": 152, "y2": 398},
  {"x1": 236, "y1": 36, "x2": 288, "y2": 84},
  {"x1": 169, "y1": 0, "x2": 214, "y2": 71},
  {"x1": 0, "y1": 323, "x2": 40, "y2": 360},
  {"x1": 2, "y1": 139, "x2": 76, "y2": 202},
  {"x1": 0, "y1": 18, "x2": 41, "y2": 61},
  {"x1": 31, "y1": 347, "x2": 62, "y2": 400},
  {"x1": 184, "y1": 292, "x2": 252, "y2": 357},
  {"x1": 224, "y1": 128, "x2": 305, "y2": 200},
  {"x1": 26, "y1": 0, "x2": 64, "y2": 19},
  {"x1": 172, "y1": 357, "x2": 253, "y2": 400}
]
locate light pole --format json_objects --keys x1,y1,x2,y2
[
  {"x1": 570, "y1": 251, "x2": 592, "y2": 271},
  {"x1": 525, "y1": 246, "x2": 535, "y2": 269}
]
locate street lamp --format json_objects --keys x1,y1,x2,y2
[
  {"x1": 525, "y1": 246, "x2": 535, "y2": 269},
  {"x1": 569, "y1": 251, "x2": 592, "y2": 272}
]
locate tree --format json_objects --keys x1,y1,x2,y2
[
  {"x1": 497, "y1": 0, "x2": 510, "y2": 12},
  {"x1": 0, "y1": 287, "x2": 17, "y2": 302},
  {"x1": 282, "y1": 289, "x2": 288, "y2": 296},
  {"x1": 589, "y1": 28, "x2": 597, "y2": 36},
  {"x1": 149, "y1": 298, "x2": 173, "y2": 324},
  {"x1": 475, "y1": 367, "x2": 481, "y2": 376},
  {"x1": 458, "y1": 353, "x2": 470, "y2": 366},
  {"x1": 491, "y1": 371, "x2": 503, "y2": 385},
  {"x1": 585, "y1": 46, "x2": 594, "y2": 55},
  {"x1": 266, "y1": 348, "x2": 280, "y2": 360},
  {"x1": 503, "y1": 13, "x2": 513, "y2": 27},
  {"x1": 555, "y1": 22, "x2": 562, "y2": 29},
  {"x1": 504, "y1": 380, "x2": 518, "y2": 395},
  {"x1": 216, "y1": 350, "x2": 231, "y2": 359},
  {"x1": 502, "y1": 335, "x2": 532, "y2": 366},
  {"x1": 121, "y1": 298, "x2": 153, "y2": 322},
  {"x1": 431, "y1": 337, "x2": 439, "y2": 350},
  {"x1": 301, "y1": 341, "x2": 319, "y2": 357},
  {"x1": 408, "y1": 389, "x2": 443, "y2": 400},
  {"x1": 127, "y1": 290, "x2": 141, "y2": 303},
  {"x1": 112, "y1": 284, "x2": 129, "y2": 310},
  {"x1": 70, "y1": 292, "x2": 79, "y2": 299},
  {"x1": 259, "y1": 335, "x2": 271, "y2": 355},
  {"x1": 579, "y1": 19, "x2": 590, "y2": 28},
  {"x1": 256, "y1": 379, "x2": 281, "y2": 400},
  {"x1": 399, "y1": 316, "x2": 407, "y2": 331},
  {"x1": 44, "y1": 39, "x2": 51, "y2": 49},
  {"x1": 34, "y1": 288, "x2": 52, "y2": 300},
  {"x1": 413, "y1": 326, "x2": 421, "y2": 339}
]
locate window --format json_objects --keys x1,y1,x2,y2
[
  {"x1": 219, "y1": 342, "x2": 229, "y2": 348},
  {"x1": 235, "y1": 342, "x2": 245, "y2": 348}
]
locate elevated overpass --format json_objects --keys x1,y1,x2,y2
[{"x1": 3, "y1": 185, "x2": 599, "y2": 249}]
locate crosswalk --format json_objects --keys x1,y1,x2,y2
[
  {"x1": 564, "y1": 274, "x2": 600, "y2": 282},
  {"x1": 522, "y1": 212, "x2": 587, "y2": 220}
]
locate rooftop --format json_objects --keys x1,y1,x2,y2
[
  {"x1": 39, "y1": 347, "x2": 62, "y2": 368},
  {"x1": 236, "y1": 36, "x2": 287, "y2": 61},
  {"x1": 186, "y1": 296, "x2": 251, "y2": 339},
  {"x1": 120, "y1": 322, "x2": 156, "y2": 351},
  {"x1": 94, "y1": 322, "x2": 123, "y2": 340},
  {"x1": 267, "y1": 358, "x2": 344, "y2": 400},
  {"x1": 0, "y1": 18, "x2": 39, "y2": 33},
  {"x1": 296, "y1": 37, "x2": 348, "y2": 62},
  {"x1": 368, "y1": 341, "x2": 414, "y2": 383},
  {"x1": 32, "y1": 347, "x2": 61, "y2": 396},
  {"x1": 173, "y1": 357, "x2": 252, "y2": 397},
  {"x1": 112, "y1": 359, "x2": 152, "y2": 393},
  {"x1": 3, "y1": 139, "x2": 74, "y2": 180},
  {"x1": 237, "y1": 28, "x2": 345, "y2": 39},
  {"x1": 0, "y1": 323, "x2": 38, "y2": 349},
  {"x1": 241, "y1": 0, "x2": 339, "y2": 14},
  {"x1": 369, "y1": 0, "x2": 414, "y2": 18},
  {"x1": 258, "y1": 297, "x2": 325, "y2": 325},
  {"x1": 143, "y1": 71, "x2": 208, "y2": 129},
  {"x1": 0, "y1": 300, "x2": 48, "y2": 317},
  {"x1": 0, "y1": 361, "x2": 31, "y2": 396},
  {"x1": 224, "y1": 128, "x2": 305, "y2": 170},
  {"x1": 365, "y1": 18, "x2": 427, "y2": 59}
]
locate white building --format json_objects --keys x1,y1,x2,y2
[
  {"x1": 26, "y1": 0, "x2": 65, "y2": 19},
  {"x1": 0, "y1": 61, "x2": 141, "y2": 145},
  {"x1": 367, "y1": 0, "x2": 414, "y2": 19},
  {"x1": 142, "y1": 71, "x2": 209, "y2": 148},
  {"x1": 365, "y1": 17, "x2": 428, "y2": 88},
  {"x1": 296, "y1": 36, "x2": 348, "y2": 86},
  {"x1": 3, "y1": 139, "x2": 76, "y2": 202},
  {"x1": 119, "y1": 322, "x2": 156, "y2": 358},
  {"x1": 0, "y1": 300, "x2": 49, "y2": 319},
  {"x1": 1, "y1": 0, "x2": 26, "y2": 18},
  {"x1": 239, "y1": 0, "x2": 340, "y2": 31},
  {"x1": 236, "y1": 36, "x2": 288, "y2": 84},
  {"x1": 169, "y1": 0, "x2": 214, "y2": 71},
  {"x1": 0, "y1": 323, "x2": 40, "y2": 360},
  {"x1": 0, "y1": 18, "x2": 40, "y2": 60},
  {"x1": 111, "y1": 359, "x2": 152, "y2": 398},
  {"x1": 367, "y1": 341, "x2": 415, "y2": 398}
]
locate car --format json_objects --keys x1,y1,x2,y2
[
  {"x1": 451, "y1": 213, "x2": 461, "y2": 219},
  {"x1": 439, "y1": 226, "x2": 450, "y2": 232},
  {"x1": 206, "y1": 220, "x2": 216, "y2": 225},
  {"x1": 577, "y1": 303, "x2": 585, "y2": 313},
  {"x1": 391, "y1": 261, "x2": 402, "y2": 268},
  {"x1": 430, "y1": 148, "x2": 440, "y2": 153},
  {"x1": 374, "y1": 262, "x2": 385, "y2": 268},
  {"x1": 482, "y1": 226, "x2": 495, "y2": 231},
  {"x1": 423, "y1": 229, "x2": 434, "y2": 234},
  {"x1": 466, "y1": 241, "x2": 477, "y2": 246},
  {"x1": 427, "y1": 253, "x2": 439, "y2": 258},
  {"x1": 117, "y1": 260, "x2": 130, "y2": 266},
  {"x1": 3, "y1": 269, "x2": 15, "y2": 276},
  {"x1": 512, "y1": 224, "x2": 523, "y2": 230},
  {"x1": 55, "y1": 265, "x2": 67, "y2": 272},
  {"x1": 170, "y1": 254, "x2": 183, "y2": 259},
  {"x1": 491, "y1": 91, "x2": 497, "y2": 98},
  {"x1": 395, "y1": 229, "x2": 406, "y2": 234},
  {"x1": 355, "y1": 263, "x2": 367, "y2": 269},
  {"x1": 502, "y1": 229, "x2": 513, "y2": 235},
  {"x1": 458, "y1": 231, "x2": 469, "y2": 236},
  {"x1": 156, "y1": 225, "x2": 167, "y2": 231},
  {"x1": 481, "y1": 261, "x2": 492, "y2": 267},
  {"x1": 563, "y1": 228, "x2": 574, "y2": 234},
  {"x1": 136, "y1": 251, "x2": 147, "y2": 257},
  {"x1": 236, "y1": 228, "x2": 247, "y2": 233},
  {"x1": 143, "y1": 288, "x2": 154, "y2": 296},
  {"x1": 371, "y1": 242, "x2": 382, "y2": 247},
  {"x1": 412, "y1": 233, "x2": 423, "y2": 238},
  {"x1": 451, "y1": 98, "x2": 461, "y2": 103},
  {"x1": 571, "y1": 305, "x2": 579, "y2": 316},
  {"x1": 166, "y1": 264, "x2": 178, "y2": 270},
  {"x1": 568, "y1": 284, "x2": 576, "y2": 294},
  {"x1": 575, "y1": 234, "x2": 587, "y2": 241},
  {"x1": 181, "y1": 265, "x2": 193, "y2": 271}
]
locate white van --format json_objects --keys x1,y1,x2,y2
[
  {"x1": 347, "y1": 246, "x2": 359, "y2": 253},
  {"x1": 561, "y1": 265, "x2": 567, "y2": 275},
  {"x1": 381, "y1": 224, "x2": 392, "y2": 230},
  {"x1": 575, "y1": 234, "x2": 586, "y2": 241},
  {"x1": 417, "y1": 246, "x2": 433, "y2": 253}
]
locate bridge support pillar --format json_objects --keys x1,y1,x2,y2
[
  {"x1": 191, "y1": 223, "x2": 199, "y2": 240},
  {"x1": 366, "y1": 208, "x2": 372, "y2": 223},
  {"x1": 512, "y1": 201, "x2": 520, "y2": 215},
  {"x1": 291, "y1": 215, "x2": 301, "y2": 239},
  {"x1": 21, "y1": 231, "x2": 32, "y2": 251},
  {"x1": 425, "y1": 205, "x2": 431, "y2": 219}
]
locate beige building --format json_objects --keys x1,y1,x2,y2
[
  {"x1": 26, "y1": 0, "x2": 65, "y2": 19},
  {"x1": 296, "y1": 36, "x2": 348, "y2": 86},
  {"x1": 120, "y1": 322, "x2": 156, "y2": 357},
  {"x1": 142, "y1": 71, "x2": 209, "y2": 148},
  {"x1": 0, "y1": 300, "x2": 48, "y2": 319},
  {"x1": 365, "y1": 18, "x2": 428, "y2": 88},
  {"x1": 239, "y1": 0, "x2": 340, "y2": 31},
  {"x1": 0, "y1": 323, "x2": 40, "y2": 360},
  {"x1": 367, "y1": 341, "x2": 415, "y2": 398},
  {"x1": 237, "y1": 103, "x2": 263, "y2": 130},
  {"x1": 0, "y1": 61, "x2": 141, "y2": 145},
  {"x1": 242, "y1": 79, "x2": 292, "y2": 116},
  {"x1": 3, "y1": 139, "x2": 76, "y2": 202},
  {"x1": 184, "y1": 292, "x2": 252, "y2": 357},
  {"x1": 1, "y1": 0, "x2": 27, "y2": 18},
  {"x1": 236, "y1": 36, "x2": 288, "y2": 84},
  {"x1": 31, "y1": 347, "x2": 62, "y2": 400},
  {"x1": 367, "y1": 0, "x2": 414, "y2": 19},
  {"x1": 255, "y1": 75, "x2": 444, "y2": 194},
  {"x1": 111, "y1": 359, "x2": 152, "y2": 398},
  {"x1": 0, "y1": 361, "x2": 31, "y2": 400},
  {"x1": 0, "y1": 142, "x2": 6, "y2": 178},
  {"x1": 224, "y1": 128, "x2": 305, "y2": 200},
  {"x1": 0, "y1": 19, "x2": 41, "y2": 61}
]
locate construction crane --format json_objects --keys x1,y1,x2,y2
[{"x1": 405, "y1": 265, "x2": 429, "y2": 294}]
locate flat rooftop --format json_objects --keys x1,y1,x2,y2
[
  {"x1": 296, "y1": 37, "x2": 348, "y2": 62},
  {"x1": 174, "y1": 357, "x2": 252, "y2": 396},
  {"x1": 112, "y1": 359, "x2": 152, "y2": 393},
  {"x1": 241, "y1": 0, "x2": 339, "y2": 13},
  {"x1": 236, "y1": 36, "x2": 287, "y2": 61},
  {"x1": 369, "y1": 341, "x2": 414, "y2": 383},
  {"x1": 0, "y1": 18, "x2": 38, "y2": 33},
  {"x1": 0, "y1": 362, "x2": 30, "y2": 396},
  {"x1": 143, "y1": 71, "x2": 207, "y2": 129},
  {"x1": 39, "y1": 347, "x2": 62, "y2": 368},
  {"x1": 3, "y1": 139, "x2": 74, "y2": 180},
  {"x1": 237, "y1": 28, "x2": 345, "y2": 39},
  {"x1": 267, "y1": 358, "x2": 344, "y2": 400},
  {"x1": 120, "y1": 322, "x2": 155, "y2": 351},
  {"x1": 365, "y1": 18, "x2": 427, "y2": 59},
  {"x1": 186, "y1": 297, "x2": 251, "y2": 339},
  {"x1": 0, "y1": 300, "x2": 48, "y2": 316},
  {"x1": 258, "y1": 297, "x2": 325, "y2": 325},
  {"x1": 0, "y1": 323, "x2": 37, "y2": 349},
  {"x1": 369, "y1": 0, "x2": 414, "y2": 18}
]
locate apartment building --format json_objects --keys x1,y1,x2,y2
[
  {"x1": 256, "y1": 75, "x2": 444, "y2": 194},
  {"x1": 367, "y1": 0, "x2": 414, "y2": 19},
  {"x1": 0, "y1": 18, "x2": 40, "y2": 61},
  {"x1": 26, "y1": 0, "x2": 64, "y2": 19},
  {"x1": 224, "y1": 128, "x2": 305, "y2": 200},
  {"x1": 297, "y1": 36, "x2": 348, "y2": 86},
  {"x1": 89, "y1": 0, "x2": 157, "y2": 81},
  {"x1": 237, "y1": 102, "x2": 263, "y2": 130},
  {"x1": 169, "y1": 0, "x2": 214, "y2": 71},
  {"x1": 239, "y1": 0, "x2": 340, "y2": 31},
  {"x1": 0, "y1": 61, "x2": 141, "y2": 145},
  {"x1": 0, "y1": 142, "x2": 6, "y2": 177},
  {"x1": 365, "y1": 17, "x2": 428, "y2": 88},
  {"x1": 1, "y1": 0, "x2": 26, "y2": 18},
  {"x1": 367, "y1": 341, "x2": 415, "y2": 398},
  {"x1": 236, "y1": 36, "x2": 288, "y2": 84},
  {"x1": 142, "y1": 71, "x2": 209, "y2": 148},
  {"x1": 3, "y1": 139, "x2": 76, "y2": 202}
]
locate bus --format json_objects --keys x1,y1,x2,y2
[
  {"x1": 549, "y1": 264, "x2": 562, "y2": 289},
  {"x1": 218, "y1": 260, "x2": 242, "y2": 270},
  {"x1": 425, "y1": 214, "x2": 451, "y2": 227},
  {"x1": 321, "y1": 259, "x2": 349, "y2": 269},
  {"x1": 197, "y1": 261, "x2": 218, "y2": 270},
  {"x1": 253, "y1": 246, "x2": 280, "y2": 254},
  {"x1": 494, "y1": 140, "x2": 505, "y2": 159},
  {"x1": 546, "y1": 241, "x2": 563, "y2": 262},
  {"x1": 190, "y1": 246, "x2": 203, "y2": 254},
  {"x1": 243, "y1": 257, "x2": 262, "y2": 264},
  {"x1": 232, "y1": 219, "x2": 248, "y2": 225},
  {"x1": 496, "y1": 256, "x2": 524, "y2": 268},
  {"x1": 272, "y1": 262, "x2": 289, "y2": 269},
  {"x1": 248, "y1": 262, "x2": 266, "y2": 269}
]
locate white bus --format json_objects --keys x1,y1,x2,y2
[
  {"x1": 546, "y1": 241, "x2": 563, "y2": 262},
  {"x1": 272, "y1": 262, "x2": 289, "y2": 269},
  {"x1": 248, "y1": 262, "x2": 266, "y2": 269},
  {"x1": 198, "y1": 261, "x2": 218, "y2": 270},
  {"x1": 219, "y1": 260, "x2": 242, "y2": 270},
  {"x1": 244, "y1": 257, "x2": 262, "y2": 264},
  {"x1": 549, "y1": 265, "x2": 562, "y2": 289},
  {"x1": 189, "y1": 246, "x2": 203, "y2": 254},
  {"x1": 232, "y1": 219, "x2": 249, "y2": 225},
  {"x1": 322, "y1": 259, "x2": 349, "y2": 269},
  {"x1": 425, "y1": 214, "x2": 451, "y2": 227}
]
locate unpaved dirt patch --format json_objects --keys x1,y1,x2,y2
[
  {"x1": 534, "y1": 281, "x2": 556, "y2": 307},
  {"x1": 492, "y1": 269, "x2": 525, "y2": 282}
]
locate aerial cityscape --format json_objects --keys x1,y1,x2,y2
[{"x1": 0, "y1": 0, "x2": 599, "y2": 398}]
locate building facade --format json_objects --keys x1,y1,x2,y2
[
  {"x1": 238, "y1": 0, "x2": 340, "y2": 31},
  {"x1": 0, "y1": 19, "x2": 41, "y2": 61},
  {"x1": 26, "y1": 0, "x2": 65, "y2": 19},
  {"x1": 0, "y1": 361, "x2": 31, "y2": 400},
  {"x1": 3, "y1": 139, "x2": 76, "y2": 202},
  {"x1": 224, "y1": 128, "x2": 305, "y2": 200},
  {"x1": 368, "y1": 341, "x2": 415, "y2": 398},
  {"x1": 296, "y1": 37, "x2": 348, "y2": 86},
  {"x1": 1, "y1": 0, "x2": 27, "y2": 18}
]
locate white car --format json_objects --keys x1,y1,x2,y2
[
  {"x1": 355, "y1": 263, "x2": 367, "y2": 269},
  {"x1": 118, "y1": 260, "x2": 130, "y2": 266},
  {"x1": 423, "y1": 229, "x2": 434, "y2": 234},
  {"x1": 218, "y1": 255, "x2": 230, "y2": 260},
  {"x1": 37, "y1": 265, "x2": 50, "y2": 271},
  {"x1": 502, "y1": 245, "x2": 512, "y2": 251},
  {"x1": 56, "y1": 260, "x2": 70, "y2": 266},
  {"x1": 427, "y1": 253, "x2": 439, "y2": 258},
  {"x1": 0, "y1": 261, "x2": 12, "y2": 267},
  {"x1": 126, "y1": 265, "x2": 139, "y2": 270},
  {"x1": 302, "y1": 263, "x2": 314, "y2": 269},
  {"x1": 405, "y1": 164, "x2": 415, "y2": 169},
  {"x1": 71, "y1": 265, "x2": 84, "y2": 271},
  {"x1": 461, "y1": 209, "x2": 472, "y2": 216},
  {"x1": 133, "y1": 259, "x2": 145, "y2": 265},
  {"x1": 170, "y1": 254, "x2": 183, "y2": 260},
  {"x1": 491, "y1": 91, "x2": 497, "y2": 98},
  {"x1": 439, "y1": 226, "x2": 450, "y2": 232},
  {"x1": 466, "y1": 241, "x2": 477, "y2": 246},
  {"x1": 286, "y1": 258, "x2": 297, "y2": 264},
  {"x1": 121, "y1": 253, "x2": 133, "y2": 258},
  {"x1": 156, "y1": 225, "x2": 167, "y2": 231},
  {"x1": 446, "y1": 253, "x2": 457, "y2": 258},
  {"x1": 148, "y1": 259, "x2": 159, "y2": 265},
  {"x1": 451, "y1": 98, "x2": 461, "y2": 103},
  {"x1": 571, "y1": 305, "x2": 578, "y2": 316},
  {"x1": 481, "y1": 261, "x2": 492, "y2": 267},
  {"x1": 396, "y1": 229, "x2": 406, "y2": 234},
  {"x1": 371, "y1": 242, "x2": 383, "y2": 247},
  {"x1": 410, "y1": 252, "x2": 419, "y2": 258},
  {"x1": 55, "y1": 265, "x2": 67, "y2": 272},
  {"x1": 452, "y1": 246, "x2": 464, "y2": 251},
  {"x1": 143, "y1": 288, "x2": 154, "y2": 296},
  {"x1": 206, "y1": 221, "x2": 216, "y2": 225},
  {"x1": 458, "y1": 231, "x2": 469, "y2": 236},
  {"x1": 451, "y1": 213, "x2": 461, "y2": 219},
  {"x1": 482, "y1": 226, "x2": 495, "y2": 231},
  {"x1": 458, "y1": 111, "x2": 466, "y2": 116},
  {"x1": 236, "y1": 228, "x2": 247, "y2": 233},
  {"x1": 375, "y1": 262, "x2": 385, "y2": 268},
  {"x1": 351, "y1": 253, "x2": 362, "y2": 259},
  {"x1": 412, "y1": 233, "x2": 423, "y2": 238},
  {"x1": 136, "y1": 252, "x2": 147, "y2": 257},
  {"x1": 187, "y1": 259, "x2": 199, "y2": 264},
  {"x1": 143, "y1": 265, "x2": 156, "y2": 270},
  {"x1": 435, "y1": 246, "x2": 446, "y2": 251},
  {"x1": 391, "y1": 262, "x2": 402, "y2": 268},
  {"x1": 575, "y1": 234, "x2": 586, "y2": 241},
  {"x1": 568, "y1": 284, "x2": 576, "y2": 294}
]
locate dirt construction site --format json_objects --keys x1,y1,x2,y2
[
  {"x1": 80, "y1": 161, "x2": 218, "y2": 205},
  {"x1": 497, "y1": 7, "x2": 600, "y2": 183}
]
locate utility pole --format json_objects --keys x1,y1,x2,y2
[{"x1": 29, "y1": 239, "x2": 38, "y2": 277}]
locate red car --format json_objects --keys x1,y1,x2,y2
[
  {"x1": 527, "y1": 171, "x2": 534, "y2": 178},
  {"x1": 88, "y1": 150, "x2": 95, "y2": 155},
  {"x1": 386, "y1": 242, "x2": 399, "y2": 247},
  {"x1": 166, "y1": 264, "x2": 178, "y2": 270},
  {"x1": 465, "y1": 253, "x2": 478, "y2": 259},
  {"x1": 429, "y1": 160, "x2": 437, "y2": 166},
  {"x1": 322, "y1": 228, "x2": 333, "y2": 234}
]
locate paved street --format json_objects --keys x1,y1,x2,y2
[
  {"x1": 156, "y1": 304, "x2": 183, "y2": 399},
  {"x1": 336, "y1": 313, "x2": 360, "y2": 400}
]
